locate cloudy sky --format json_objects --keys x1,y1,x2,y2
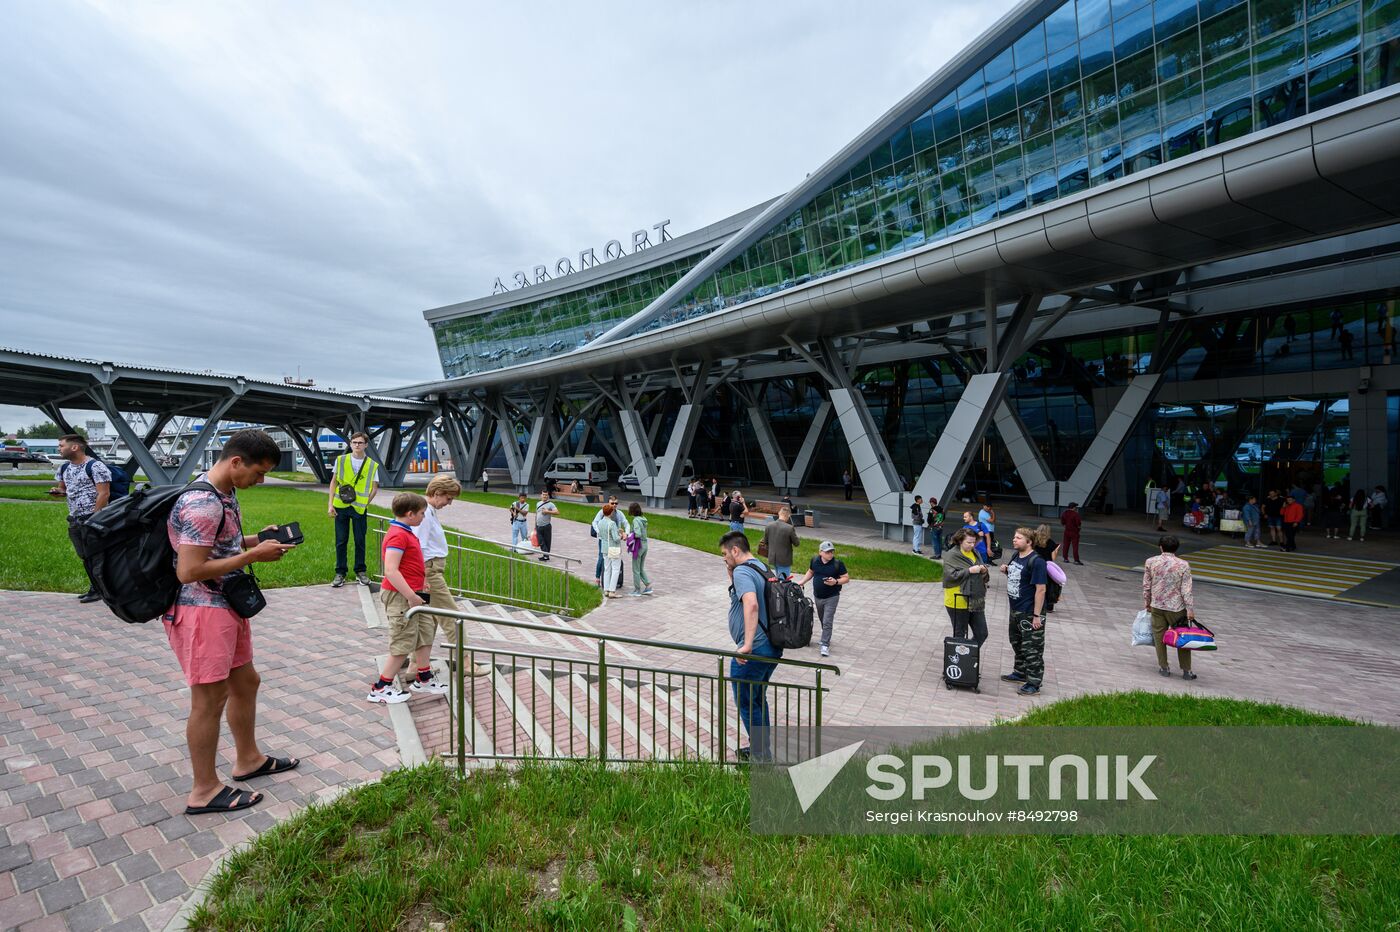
[{"x1": 0, "y1": 0, "x2": 1016, "y2": 433}]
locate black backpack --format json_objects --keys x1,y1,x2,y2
[
  {"x1": 60, "y1": 458, "x2": 132, "y2": 500},
  {"x1": 743, "y1": 560, "x2": 814, "y2": 650},
  {"x1": 72, "y1": 481, "x2": 222, "y2": 624}
]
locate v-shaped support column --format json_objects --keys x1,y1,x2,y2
[
  {"x1": 912, "y1": 293, "x2": 1044, "y2": 510},
  {"x1": 743, "y1": 386, "x2": 833, "y2": 496},
  {"x1": 615, "y1": 364, "x2": 713, "y2": 507},
  {"x1": 782, "y1": 337, "x2": 904, "y2": 525}
]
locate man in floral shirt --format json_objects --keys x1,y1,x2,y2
[
  {"x1": 50, "y1": 434, "x2": 111, "y2": 603},
  {"x1": 164, "y1": 429, "x2": 301, "y2": 815},
  {"x1": 1142, "y1": 535, "x2": 1198, "y2": 681}
]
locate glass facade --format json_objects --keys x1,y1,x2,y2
[
  {"x1": 432, "y1": 251, "x2": 711, "y2": 377},
  {"x1": 659, "y1": 296, "x2": 1398, "y2": 502},
  {"x1": 640, "y1": 0, "x2": 1398, "y2": 333}
]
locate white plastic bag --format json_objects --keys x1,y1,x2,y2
[{"x1": 1132, "y1": 610, "x2": 1155, "y2": 647}]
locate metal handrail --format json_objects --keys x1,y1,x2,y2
[
  {"x1": 370, "y1": 514, "x2": 582, "y2": 569},
  {"x1": 371, "y1": 515, "x2": 579, "y2": 615},
  {"x1": 409, "y1": 605, "x2": 842, "y2": 675},
  {"x1": 410, "y1": 605, "x2": 839, "y2": 770}
]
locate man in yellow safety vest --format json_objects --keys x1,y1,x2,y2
[{"x1": 329, "y1": 432, "x2": 380, "y2": 587}]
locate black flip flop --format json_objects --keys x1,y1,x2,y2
[
  {"x1": 232, "y1": 755, "x2": 300, "y2": 781},
  {"x1": 185, "y1": 785, "x2": 262, "y2": 815}
]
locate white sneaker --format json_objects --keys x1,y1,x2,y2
[
  {"x1": 819, "y1": 644, "x2": 830, "y2": 657},
  {"x1": 409, "y1": 678, "x2": 449, "y2": 695},
  {"x1": 367, "y1": 684, "x2": 410, "y2": 704}
]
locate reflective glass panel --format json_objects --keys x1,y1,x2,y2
[
  {"x1": 1116, "y1": 5, "x2": 1158, "y2": 56},
  {"x1": 1158, "y1": 25, "x2": 1204, "y2": 78},
  {"x1": 1022, "y1": 95, "x2": 1054, "y2": 137},
  {"x1": 1080, "y1": 25, "x2": 1116, "y2": 73},
  {"x1": 986, "y1": 46, "x2": 1016, "y2": 81},
  {"x1": 1080, "y1": 0, "x2": 1115, "y2": 35},
  {"x1": 1117, "y1": 45, "x2": 1159, "y2": 93},
  {"x1": 1156, "y1": 0, "x2": 1201, "y2": 37},
  {"x1": 1025, "y1": 126, "x2": 1057, "y2": 170},
  {"x1": 1014, "y1": 22, "x2": 1049, "y2": 66},
  {"x1": 1018, "y1": 63, "x2": 1052, "y2": 102},
  {"x1": 1049, "y1": 41, "x2": 1084, "y2": 88},
  {"x1": 1047, "y1": 0, "x2": 1082, "y2": 49},
  {"x1": 1201, "y1": 5, "x2": 1253, "y2": 60},
  {"x1": 1253, "y1": 0, "x2": 1305, "y2": 38}
]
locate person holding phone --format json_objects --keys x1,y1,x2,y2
[{"x1": 164, "y1": 429, "x2": 300, "y2": 816}]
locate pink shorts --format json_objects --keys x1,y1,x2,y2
[{"x1": 163, "y1": 604, "x2": 253, "y2": 686}]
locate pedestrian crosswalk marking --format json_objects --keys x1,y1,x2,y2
[{"x1": 1179, "y1": 545, "x2": 1396, "y2": 599}]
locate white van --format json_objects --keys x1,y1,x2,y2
[
  {"x1": 618, "y1": 458, "x2": 695, "y2": 492},
  {"x1": 544, "y1": 455, "x2": 609, "y2": 485}
]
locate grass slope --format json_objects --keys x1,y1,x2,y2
[
  {"x1": 451, "y1": 491, "x2": 940, "y2": 583},
  {"x1": 0, "y1": 485, "x2": 600, "y2": 616},
  {"x1": 191, "y1": 693, "x2": 1399, "y2": 930}
]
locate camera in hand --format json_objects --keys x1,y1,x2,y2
[{"x1": 258, "y1": 522, "x2": 304, "y2": 546}]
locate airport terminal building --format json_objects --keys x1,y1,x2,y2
[{"x1": 414, "y1": 0, "x2": 1400, "y2": 528}]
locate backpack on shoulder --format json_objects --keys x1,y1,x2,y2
[
  {"x1": 60, "y1": 459, "x2": 132, "y2": 500},
  {"x1": 744, "y1": 560, "x2": 814, "y2": 650},
  {"x1": 72, "y1": 481, "x2": 219, "y2": 624}
]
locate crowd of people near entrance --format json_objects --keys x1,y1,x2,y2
[
  {"x1": 54, "y1": 426, "x2": 1390, "y2": 802},
  {"x1": 1147, "y1": 475, "x2": 1390, "y2": 552}
]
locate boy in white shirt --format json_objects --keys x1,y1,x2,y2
[{"x1": 416, "y1": 474, "x2": 489, "y2": 677}]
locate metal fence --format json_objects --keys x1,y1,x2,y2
[
  {"x1": 410, "y1": 606, "x2": 840, "y2": 770},
  {"x1": 370, "y1": 515, "x2": 578, "y2": 616}
]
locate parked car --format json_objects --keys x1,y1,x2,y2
[
  {"x1": 0, "y1": 448, "x2": 50, "y2": 468},
  {"x1": 618, "y1": 458, "x2": 695, "y2": 492}
]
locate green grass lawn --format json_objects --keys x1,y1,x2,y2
[
  {"x1": 451, "y1": 491, "x2": 939, "y2": 583},
  {"x1": 265, "y1": 470, "x2": 320, "y2": 483},
  {"x1": 0, "y1": 484, "x2": 600, "y2": 616},
  {"x1": 190, "y1": 693, "x2": 1399, "y2": 930}
]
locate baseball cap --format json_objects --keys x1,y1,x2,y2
[{"x1": 819, "y1": 540, "x2": 835, "y2": 552}]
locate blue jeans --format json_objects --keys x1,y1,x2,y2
[
  {"x1": 773, "y1": 564, "x2": 791, "y2": 578},
  {"x1": 730, "y1": 646, "x2": 780, "y2": 760},
  {"x1": 729, "y1": 521, "x2": 745, "y2": 532},
  {"x1": 931, "y1": 529, "x2": 943, "y2": 558},
  {"x1": 912, "y1": 525, "x2": 924, "y2": 552},
  {"x1": 511, "y1": 519, "x2": 528, "y2": 548},
  {"x1": 333, "y1": 507, "x2": 367, "y2": 575}
]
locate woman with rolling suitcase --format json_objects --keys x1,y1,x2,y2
[{"x1": 942, "y1": 529, "x2": 989, "y2": 646}]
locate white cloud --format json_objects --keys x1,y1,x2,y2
[{"x1": 1, "y1": 0, "x2": 1019, "y2": 398}]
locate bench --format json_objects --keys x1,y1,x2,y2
[
  {"x1": 749, "y1": 500, "x2": 788, "y2": 518},
  {"x1": 553, "y1": 484, "x2": 605, "y2": 504}
]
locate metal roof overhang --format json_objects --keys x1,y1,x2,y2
[
  {"x1": 391, "y1": 87, "x2": 1400, "y2": 399},
  {"x1": 0, "y1": 348, "x2": 434, "y2": 425}
]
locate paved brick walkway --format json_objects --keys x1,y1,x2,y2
[
  {"x1": 0, "y1": 587, "x2": 397, "y2": 931},
  {"x1": 4, "y1": 498, "x2": 1399, "y2": 929}
]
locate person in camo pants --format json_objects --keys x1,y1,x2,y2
[{"x1": 1000, "y1": 527, "x2": 1048, "y2": 696}]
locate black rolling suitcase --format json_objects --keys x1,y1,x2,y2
[{"x1": 942, "y1": 637, "x2": 981, "y2": 693}]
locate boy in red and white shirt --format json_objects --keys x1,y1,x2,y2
[{"x1": 368, "y1": 492, "x2": 445, "y2": 703}]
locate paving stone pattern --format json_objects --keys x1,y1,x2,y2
[
  {"x1": 0, "y1": 587, "x2": 398, "y2": 931},
  {"x1": 5, "y1": 498, "x2": 1399, "y2": 929}
]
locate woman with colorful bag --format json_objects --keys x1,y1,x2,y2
[
  {"x1": 941, "y1": 529, "x2": 989, "y2": 646},
  {"x1": 1142, "y1": 534, "x2": 1199, "y2": 680}
]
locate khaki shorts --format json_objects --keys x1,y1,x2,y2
[
  {"x1": 383, "y1": 588, "x2": 436, "y2": 656},
  {"x1": 424, "y1": 557, "x2": 461, "y2": 641}
]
